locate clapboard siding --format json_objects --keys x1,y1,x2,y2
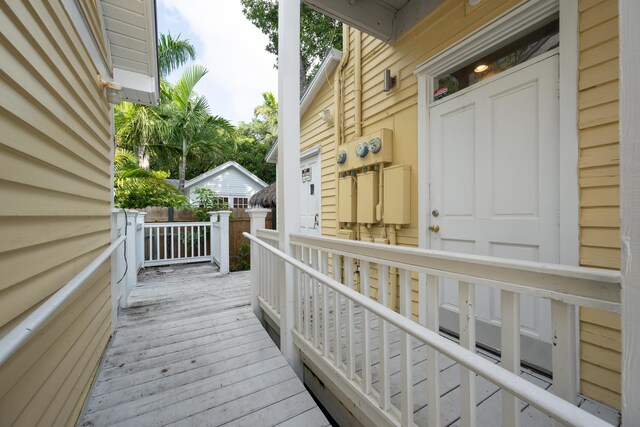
[
  {"x1": 302, "y1": 0, "x2": 622, "y2": 410},
  {"x1": 0, "y1": 1, "x2": 113, "y2": 426},
  {"x1": 300, "y1": 66, "x2": 338, "y2": 236},
  {"x1": 577, "y1": 0, "x2": 621, "y2": 408}
]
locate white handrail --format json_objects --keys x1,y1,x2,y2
[
  {"x1": 290, "y1": 233, "x2": 621, "y2": 312},
  {"x1": 0, "y1": 236, "x2": 127, "y2": 365},
  {"x1": 243, "y1": 232, "x2": 611, "y2": 427}
]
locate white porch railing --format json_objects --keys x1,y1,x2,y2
[
  {"x1": 245, "y1": 229, "x2": 620, "y2": 427},
  {"x1": 143, "y1": 211, "x2": 230, "y2": 273}
]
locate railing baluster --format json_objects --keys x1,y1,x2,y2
[
  {"x1": 155, "y1": 226, "x2": 160, "y2": 260},
  {"x1": 197, "y1": 225, "x2": 201, "y2": 257},
  {"x1": 379, "y1": 264, "x2": 391, "y2": 411},
  {"x1": 295, "y1": 245, "x2": 303, "y2": 332},
  {"x1": 163, "y1": 226, "x2": 167, "y2": 260},
  {"x1": 312, "y1": 249, "x2": 319, "y2": 349},
  {"x1": 146, "y1": 227, "x2": 151, "y2": 261},
  {"x1": 501, "y1": 290, "x2": 521, "y2": 427},
  {"x1": 333, "y1": 253, "x2": 341, "y2": 369},
  {"x1": 320, "y1": 251, "x2": 329, "y2": 358},
  {"x1": 177, "y1": 226, "x2": 181, "y2": 259},
  {"x1": 304, "y1": 248, "x2": 311, "y2": 340},
  {"x1": 190, "y1": 226, "x2": 194, "y2": 258},
  {"x1": 551, "y1": 299, "x2": 577, "y2": 427},
  {"x1": 459, "y1": 281, "x2": 476, "y2": 427},
  {"x1": 171, "y1": 226, "x2": 175, "y2": 260},
  {"x1": 203, "y1": 225, "x2": 207, "y2": 257},
  {"x1": 344, "y1": 256, "x2": 355, "y2": 380},
  {"x1": 360, "y1": 260, "x2": 371, "y2": 395},
  {"x1": 427, "y1": 274, "x2": 441, "y2": 426},
  {"x1": 399, "y1": 269, "x2": 413, "y2": 427}
]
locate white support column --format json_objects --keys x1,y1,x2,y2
[
  {"x1": 110, "y1": 209, "x2": 126, "y2": 333},
  {"x1": 247, "y1": 208, "x2": 270, "y2": 319},
  {"x1": 620, "y1": 0, "x2": 640, "y2": 421},
  {"x1": 123, "y1": 209, "x2": 138, "y2": 308},
  {"x1": 209, "y1": 212, "x2": 217, "y2": 264},
  {"x1": 277, "y1": 0, "x2": 302, "y2": 378},
  {"x1": 135, "y1": 212, "x2": 147, "y2": 270},
  {"x1": 217, "y1": 211, "x2": 231, "y2": 274}
]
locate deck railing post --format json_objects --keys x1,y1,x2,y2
[
  {"x1": 135, "y1": 212, "x2": 147, "y2": 271},
  {"x1": 247, "y1": 208, "x2": 270, "y2": 319},
  {"x1": 123, "y1": 209, "x2": 138, "y2": 308},
  {"x1": 213, "y1": 211, "x2": 231, "y2": 274}
]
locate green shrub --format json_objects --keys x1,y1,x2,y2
[{"x1": 191, "y1": 187, "x2": 229, "y2": 222}]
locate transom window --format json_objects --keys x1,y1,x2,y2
[{"x1": 433, "y1": 19, "x2": 559, "y2": 102}]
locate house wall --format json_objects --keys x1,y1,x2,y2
[
  {"x1": 185, "y1": 168, "x2": 265, "y2": 205},
  {"x1": 577, "y1": 0, "x2": 621, "y2": 409},
  {"x1": 0, "y1": 1, "x2": 114, "y2": 426},
  {"x1": 301, "y1": 0, "x2": 622, "y2": 410}
]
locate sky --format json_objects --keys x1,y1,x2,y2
[{"x1": 157, "y1": 0, "x2": 278, "y2": 125}]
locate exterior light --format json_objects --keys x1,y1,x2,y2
[
  {"x1": 383, "y1": 69, "x2": 396, "y2": 92},
  {"x1": 319, "y1": 108, "x2": 333, "y2": 124},
  {"x1": 96, "y1": 74, "x2": 124, "y2": 104},
  {"x1": 474, "y1": 64, "x2": 489, "y2": 73}
]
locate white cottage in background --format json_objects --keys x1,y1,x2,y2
[{"x1": 185, "y1": 161, "x2": 268, "y2": 208}]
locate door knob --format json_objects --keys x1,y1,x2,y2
[{"x1": 429, "y1": 224, "x2": 440, "y2": 233}]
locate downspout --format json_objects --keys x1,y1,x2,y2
[
  {"x1": 335, "y1": 25, "x2": 351, "y2": 239},
  {"x1": 354, "y1": 30, "x2": 363, "y2": 138}
]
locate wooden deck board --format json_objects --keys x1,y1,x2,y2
[{"x1": 79, "y1": 264, "x2": 327, "y2": 427}]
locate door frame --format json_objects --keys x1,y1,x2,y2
[
  {"x1": 413, "y1": 0, "x2": 579, "y2": 370},
  {"x1": 300, "y1": 145, "x2": 322, "y2": 235}
]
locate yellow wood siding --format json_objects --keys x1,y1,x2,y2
[
  {"x1": 0, "y1": 1, "x2": 113, "y2": 425},
  {"x1": 304, "y1": 0, "x2": 623, "y2": 410},
  {"x1": 578, "y1": 0, "x2": 621, "y2": 409}
]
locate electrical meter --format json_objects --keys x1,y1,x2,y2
[
  {"x1": 336, "y1": 150, "x2": 347, "y2": 164},
  {"x1": 355, "y1": 141, "x2": 369, "y2": 158},
  {"x1": 368, "y1": 137, "x2": 382, "y2": 153}
]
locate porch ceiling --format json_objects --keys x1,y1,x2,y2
[
  {"x1": 303, "y1": 0, "x2": 444, "y2": 42},
  {"x1": 100, "y1": 0, "x2": 160, "y2": 105}
]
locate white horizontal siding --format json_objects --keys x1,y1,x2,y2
[{"x1": 186, "y1": 168, "x2": 265, "y2": 202}]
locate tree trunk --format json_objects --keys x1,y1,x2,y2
[{"x1": 178, "y1": 137, "x2": 187, "y2": 193}]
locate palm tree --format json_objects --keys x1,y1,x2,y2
[
  {"x1": 114, "y1": 102, "x2": 163, "y2": 167},
  {"x1": 160, "y1": 65, "x2": 237, "y2": 193},
  {"x1": 158, "y1": 33, "x2": 196, "y2": 77}
]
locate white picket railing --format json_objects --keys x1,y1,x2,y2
[
  {"x1": 145, "y1": 222, "x2": 212, "y2": 266},
  {"x1": 245, "y1": 230, "x2": 620, "y2": 427},
  {"x1": 143, "y1": 211, "x2": 230, "y2": 273}
]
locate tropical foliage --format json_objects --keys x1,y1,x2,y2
[
  {"x1": 113, "y1": 149, "x2": 188, "y2": 208},
  {"x1": 158, "y1": 33, "x2": 196, "y2": 77},
  {"x1": 240, "y1": 0, "x2": 342, "y2": 91},
  {"x1": 191, "y1": 188, "x2": 229, "y2": 222}
]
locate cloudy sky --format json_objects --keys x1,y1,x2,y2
[{"x1": 157, "y1": 0, "x2": 278, "y2": 125}]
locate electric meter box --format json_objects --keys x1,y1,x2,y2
[
  {"x1": 338, "y1": 175, "x2": 357, "y2": 223},
  {"x1": 337, "y1": 128, "x2": 393, "y2": 172},
  {"x1": 383, "y1": 164, "x2": 411, "y2": 224},
  {"x1": 357, "y1": 171, "x2": 378, "y2": 224}
]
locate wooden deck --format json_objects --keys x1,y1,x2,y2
[{"x1": 79, "y1": 264, "x2": 329, "y2": 427}]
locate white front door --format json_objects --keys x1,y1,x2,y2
[
  {"x1": 300, "y1": 151, "x2": 321, "y2": 235},
  {"x1": 428, "y1": 54, "x2": 559, "y2": 370}
]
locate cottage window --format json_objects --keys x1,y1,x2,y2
[
  {"x1": 434, "y1": 19, "x2": 559, "y2": 101},
  {"x1": 233, "y1": 197, "x2": 249, "y2": 209}
]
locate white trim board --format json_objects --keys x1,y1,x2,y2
[
  {"x1": 620, "y1": 0, "x2": 640, "y2": 420},
  {"x1": 414, "y1": 0, "x2": 578, "y2": 267}
]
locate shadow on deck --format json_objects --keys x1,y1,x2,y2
[{"x1": 79, "y1": 264, "x2": 328, "y2": 427}]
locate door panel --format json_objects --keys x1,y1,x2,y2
[
  {"x1": 300, "y1": 153, "x2": 321, "y2": 235},
  {"x1": 429, "y1": 55, "x2": 559, "y2": 371}
]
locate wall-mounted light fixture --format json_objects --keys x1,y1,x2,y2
[
  {"x1": 319, "y1": 108, "x2": 333, "y2": 124},
  {"x1": 383, "y1": 69, "x2": 396, "y2": 92},
  {"x1": 96, "y1": 74, "x2": 124, "y2": 104}
]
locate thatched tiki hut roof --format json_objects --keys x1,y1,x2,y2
[{"x1": 249, "y1": 183, "x2": 276, "y2": 208}]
